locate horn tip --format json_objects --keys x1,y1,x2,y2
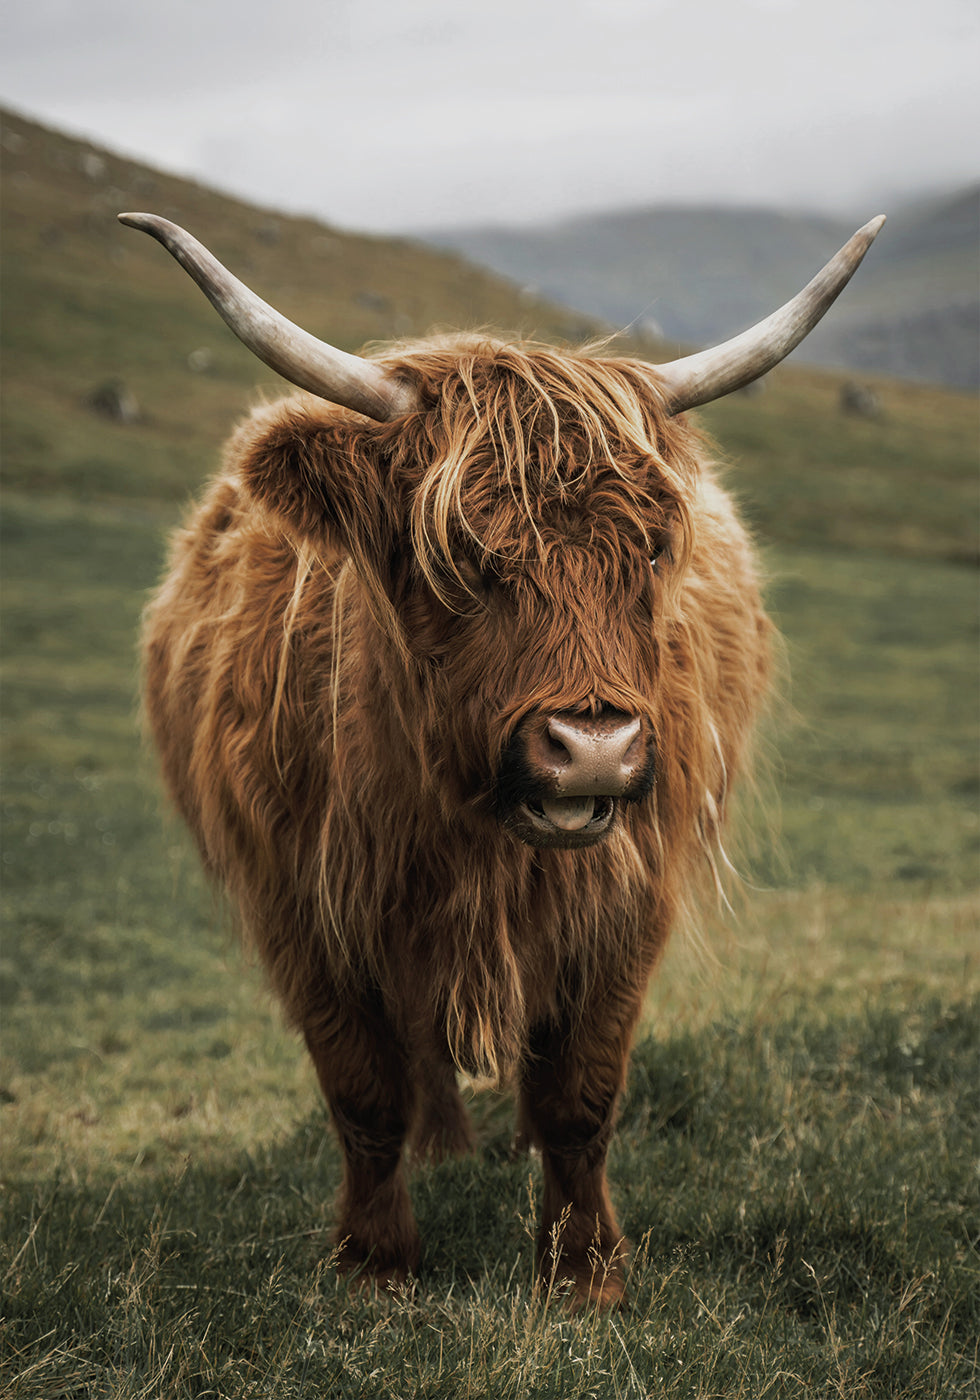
[
  {"x1": 864, "y1": 213, "x2": 887, "y2": 239},
  {"x1": 118, "y1": 211, "x2": 169, "y2": 236}
]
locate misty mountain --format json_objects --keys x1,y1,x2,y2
[{"x1": 423, "y1": 192, "x2": 979, "y2": 389}]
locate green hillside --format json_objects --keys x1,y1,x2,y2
[
  {"x1": 0, "y1": 107, "x2": 603, "y2": 508},
  {"x1": 1, "y1": 109, "x2": 977, "y2": 1397}
]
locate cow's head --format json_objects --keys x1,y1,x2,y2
[
  {"x1": 383, "y1": 340, "x2": 696, "y2": 849},
  {"x1": 119, "y1": 212, "x2": 884, "y2": 849}
]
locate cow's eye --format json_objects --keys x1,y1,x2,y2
[
  {"x1": 453, "y1": 557, "x2": 487, "y2": 592},
  {"x1": 649, "y1": 532, "x2": 673, "y2": 572},
  {"x1": 462, "y1": 554, "x2": 487, "y2": 582}
]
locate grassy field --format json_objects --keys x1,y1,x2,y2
[{"x1": 1, "y1": 110, "x2": 978, "y2": 1396}]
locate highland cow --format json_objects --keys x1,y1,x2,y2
[{"x1": 124, "y1": 211, "x2": 883, "y2": 1307}]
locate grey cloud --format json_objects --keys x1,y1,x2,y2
[{"x1": 1, "y1": 0, "x2": 976, "y2": 230}]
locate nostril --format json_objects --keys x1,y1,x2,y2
[
  {"x1": 521, "y1": 722, "x2": 570, "y2": 778},
  {"x1": 620, "y1": 717, "x2": 643, "y2": 765},
  {"x1": 543, "y1": 725, "x2": 573, "y2": 765}
]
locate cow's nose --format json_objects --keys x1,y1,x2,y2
[{"x1": 526, "y1": 711, "x2": 643, "y2": 796}]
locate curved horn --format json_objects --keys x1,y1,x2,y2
[
  {"x1": 654, "y1": 215, "x2": 886, "y2": 415},
  {"x1": 118, "y1": 213, "x2": 416, "y2": 421}
]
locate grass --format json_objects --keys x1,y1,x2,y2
[
  {"x1": 2, "y1": 979, "x2": 977, "y2": 1396},
  {"x1": 701, "y1": 375, "x2": 979, "y2": 564},
  {"x1": 1, "y1": 108, "x2": 978, "y2": 1396}
]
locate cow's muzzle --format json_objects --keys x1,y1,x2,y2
[{"x1": 497, "y1": 710, "x2": 654, "y2": 849}]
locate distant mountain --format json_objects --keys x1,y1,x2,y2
[{"x1": 423, "y1": 193, "x2": 979, "y2": 389}]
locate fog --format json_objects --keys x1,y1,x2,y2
[{"x1": 2, "y1": 0, "x2": 976, "y2": 230}]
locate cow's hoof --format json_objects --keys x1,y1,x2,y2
[
  {"x1": 334, "y1": 1232, "x2": 420, "y2": 1295},
  {"x1": 539, "y1": 1265, "x2": 627, "y2": 1311},
  {"x1": 342, "y1": 1261, "x2": 412, "y2": 1297},
  {"x1": 568, "y1": 1270, "x2": 626, "y2": 1312},
  {"x1": 538, "y1": 1239, "x2": 630, "y2": 1312}
]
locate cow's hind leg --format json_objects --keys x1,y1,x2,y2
[
  {"x1": 302, "y1": 990, "x2": 419, "y2": 1290},
  {"x1": 520, "y1": 1002, "x2": 638, "y2": 1310},
  {"x1": 409, "y1": 1045, "x2": 475, "y2": 1163}
]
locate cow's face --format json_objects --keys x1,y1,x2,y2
[
  {"x1": 242, "y1": 341, "x2": 700, "y2": 849},
  {"x1": 391, "y1": 469, "x2": 670, "y2": 848}
]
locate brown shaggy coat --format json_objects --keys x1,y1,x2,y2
[{"x1": 143, "y1": 335, "x2": 771, "y2": 1306}]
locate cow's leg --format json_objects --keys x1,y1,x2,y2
[
  {"x1": 519, "y1": 998, "x2": 639, "y2": 1310},
  {"x1": 302, "y1": 992, "x2": 419, "y2": 1289},
  {"x1": 409, "y1": 1046, "x2": 475, "y2": 1163}
]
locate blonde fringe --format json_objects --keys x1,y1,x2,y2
[
  {"x1": 390, "y1": 337, "x2": 698, "y2": 610},
  {"x1": 270, "y1": 539, "x2": 318, "y2": 784}
]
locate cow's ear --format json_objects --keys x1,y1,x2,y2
[{"x1": 229, "y1": 399, "x2": 395, "y2": 557}]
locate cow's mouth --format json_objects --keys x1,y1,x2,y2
[{"x1": 510, "y1": 794, "x2": 616, "y2": 848}]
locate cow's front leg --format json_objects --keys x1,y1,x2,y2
[
  {"x1": 302, "y1": 992, "x2": 419, "y2": 1289},
  {"x1": 519, "y1": 1003, "x2": 638, "y2": 1309}
]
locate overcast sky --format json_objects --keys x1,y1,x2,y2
[{"x1": 1, "y1": 0, "x2": 977, "y2": 232}]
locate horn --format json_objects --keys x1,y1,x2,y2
[
  {"x1": 654, "y1": 215, "x2": 886, "y2": 415},
  {"x1": 118, "y1": 213, "x2": 416, "y2": 421}
]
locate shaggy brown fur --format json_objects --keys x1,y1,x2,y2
[{"x1": 142, "y1": 335, "x2": 772, "y2": 1307}]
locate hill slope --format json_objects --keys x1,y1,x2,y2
[
  {"x1": 425, "y1": 193, "x2": 980, "y2": 389},
  {"x1": 0, "y1": 106, "x2": 611, "y2": 512}
]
